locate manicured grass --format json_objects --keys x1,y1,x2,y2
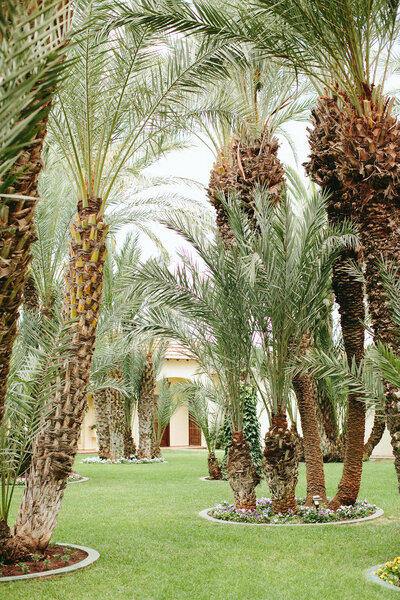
[{"x1": 2, "y1": 451, "x2": 399, "y2": 599}]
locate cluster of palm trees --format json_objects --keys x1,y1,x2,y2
[{"x1": 2, "y1": 0, "x2": 400, "y2": 564}]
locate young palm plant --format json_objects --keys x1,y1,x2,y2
[
  {"x1": 228, "y1": 188, "x2": 357, "y2": 512},
  {"x1": 135, "y1": 214, "x2": 260, "y2": 509},
  {"x1": 0, "y1": 311, "x2": 73, "y2": 561},
  {"x1": 176, "y1": 378, "x2": 225, "y2": 479},
  {"x1": 152, "y1": 379, "x2": 181, "y2": 459}
]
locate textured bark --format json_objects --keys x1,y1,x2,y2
[
  {"x1": 315, "y1": 382, "x2": 344, "y2": 462},
  {"x1": 124, "y1": 427, "x2": 136, "y2": 458},
  {"x1": 226, "y1": 430, "x2": 260, "y2": 509},
  {"x1": 12, "y1": 198, "x2": 108, "y2": 552},
  {"x1": 107, "y1": 372, "x2": 126, "y2": 461},
  {"x1": 23, "y1": 275, "x2": 40, "y2": 313},
  {"x1": 92, "y1": 390, "x2": 111, "y2": 459},
  {"x1": 208, "y1": 451, "x2": 222, "y2": 480},
  {"x1": 364, "y1": 412, "x2": 386, "y2": 458},
  {"x1": 293, "y1": 336, "x2": 327, "y2": 505},
  {"x1": 137, "y1": 352, "x2": 155, "y2": 459},
  {"x1": 207, "y1": 132, "x2": 285, "y2": 247},
  {"x1": 0, "y1": 109, "x2": 51, "y2": 426},
  {"x1": 305, "y1": 95, "x2": 366, "y2": 508},
  {"x1": 262, "y1": 413, "x2": 299, "y2": 514},
  {"x1": 333, "y1": 92, "x2": 400, "y2": 489},
  {"x1": 0, "y1": 519, "x2": 32, "y2": 563}
]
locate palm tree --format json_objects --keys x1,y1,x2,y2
[
  {"x1": 0, "y1": 0, "x2": 73, "y2": 426},
  {"x1": 136, "y1": 213, "x2": 260, "y2": 509},
  {"x1": 12, "y1": 2, "x2": 228, "y2": 553},
  {"x1": 176, "y1": 378, "x2": 225, "y2": 479},
  {"x1": 228, "y1": 187, "x2": 357, "y2": 512},
  {"x1": 126, "y1": 0, "x2": 400, "y2": 507},
  {"x1": 0, "y1": 310, "x2": 73, "y2": 561}
]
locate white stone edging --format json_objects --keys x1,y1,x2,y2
[
  {"x1": 199, "y1": 476, "x2": 226, "y2": 482},
  {"x1": 199, "y1": 507, "x2": 384, "y2": 527},
  {"x1": 0, "y1": 543, "x2": 100, "y2": 584},
  {"x1": 366, "y1": 565, "x2": 400, "y2": 591},
  {"x1": 67, "y1": 476, "x2": 89, "y2": 485}
]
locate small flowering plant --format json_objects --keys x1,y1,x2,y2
[
  {"x1": 81, "y1": 456, "x2": 166, "y2": 464},
  {"x1": 89, "y1": 424, "x2": 96, "y2": 431},
  {"x1": 208, "y1": 497, "x2": 377, "y2": 525},
  {"x1": 375, "y1": 558, "x2": 400, "y2": 587},
  {"x1": 13, "y1": 471, "x2": 84, "y2": 486}
]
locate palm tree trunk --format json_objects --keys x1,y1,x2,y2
[
  {"x1": 92, "y1": 391, "x2": 111, "y2": 459},
  {"x1": 208, "y1": 451, "x2": 222, "y2": 480},
  {"x1": 124, "y1": 427, "x2": 136, "y2": 458},
  {"x1": 364, "y1": 412, "x2": 386, "y2": 458},
  {"x1": 0, "y1": 113, "x2": 51, "y2": 426},
  {"x1": 226, "y1": 430, "x2": 260, "y2": 509},
  {"x1": 137, "y1": 352, "x2": 155, "y2": 459},
  {"x1": 306, "y1": 95, "x2": 366, "y2": 509},
  {"x1": 315, "y1": 381, "x2": 344, "y2": 462},
  {"x1": 293, "y1": 340, "x2": 327, "y2": 505},
  {"x1": 262, "y1": 412, "x2": 299, "y2": 514},
  {"x1": 12, "y1": 197, "x2": 108, "y2": 552},
  {"x1": 108, "y1": 386, "x2": 125, "y2": 460}
]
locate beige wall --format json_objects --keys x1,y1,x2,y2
[
  {"x1": 365, "y1": 409, "x2": 393, "y2": 459},
  {"x1": 79, "y1": 357, "x2": 206, "y2": 452},
  {"x1": 78, "y1": 394, "x2": 97, "y2": 453}
]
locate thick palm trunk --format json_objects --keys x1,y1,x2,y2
[
  {"x1": 12, "y1": 198, "x2": 108, "y2": 552},
  {"x1": 364, "y1": 412, "x2": 386, "y2": 458},
  {"x1": 124, "y1": 427, "x2": 136, "y2": 458},
  {"x1": 92, "y1": 391, "x2": 111, "y2": 459},
  {"x1": 226, "y1": 431, "x2": 260, "y2": 509},
  {"x1": 293, "y1": 337, "x2": 327, "y2": 505},
  {"x1": 315, "y1": 382, "x2": 344, "y2": 462},
  {"x1": 207, "y1": 132, "x2": 285, "y2": 247},
  {"x1": 306, "y1": 95, "x2": 366, "y2": 508},
  {"x1": 137, "y1": 352, "x2": 155, "y2": 459},
  {"x1": 0, "y1": 113, "x2": 51, "y2": 426},
  {"x1": 108, "y1": 386, "x2": 125, "y2": 460},
  {"x1": 262, "y1": 412, "x2": 299, "y2": 514},
  {"x1": 208, "y1": 451, "x2": 222, "y2": 480}
]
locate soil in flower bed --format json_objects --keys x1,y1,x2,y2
[
  {"x1": 0, "y1": 545, "x2": 87, "y2": 578},
  {"x1": 208, "y1": 497, "x2": 378, "y2": 524}
]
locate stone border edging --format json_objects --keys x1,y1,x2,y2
[
  {"x1": 67, "y1": 476, "x2": 89, "y2": 485},
  {"x1": 0, "y1": 543, "x2": 100, "y2": 584},
  {"x1": 199, "y1": 507, "x2": 384, "y2": 527},
  {"x1": 199, "y1": 476, "x2": 226, "y2": 481},
  {"x1": 366, "y1": 565, "x2": 400, "y2": 592}
]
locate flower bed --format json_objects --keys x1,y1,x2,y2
[
  {"x1": 373, "y1": 558, "x2": 400, "y2": 588},
  {"x1": 208, "y1": 497, "x2": 378, "y2": 525},
  {"x1": 14, "y1": 471, "x2": 86, "y2": 486},
  {"x1": 81, "y1": 456, "x2": 166, "y2": 465}
]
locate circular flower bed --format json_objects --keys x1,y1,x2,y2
[
  {"x1": 14, "y1": 471, "x2": 86, "y2": 486},
  {"x1": 81, "y1": 456, "x2": 166, "y2": 465},
  {"x1": 372, "y1": 558, "x2": 400, "y2": 588},
  {"x1": 207, "y1": 497, "x2": 378, "y2": 525}
]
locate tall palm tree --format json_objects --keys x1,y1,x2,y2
[
  {"x1": 0, "y1": 0, "x2": 73, "y2": 426},
  {"x1": 126, "y1": 0, "x2": 400, "y2": 506},
  {"x1": 12, "y1": 2, "x2": 228, "y2": 553}
]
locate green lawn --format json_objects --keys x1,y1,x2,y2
[{"x1": 2, "y1": 450, "x2": 399, "y2": 599}]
